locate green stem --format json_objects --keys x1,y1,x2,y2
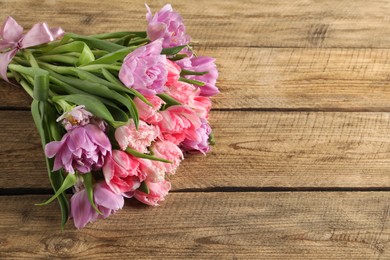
[
  {"x1": 92, "y1": 50, "x2": 109, "y2": 56},
  {"x1": 19, "y1": 79, "x2": 34, "y2": 98},
  {"x1": 78, "y1": 64, "x2": 121, "y2": 72},
  {"x1": 37, "y1": 55, "x2": 78, "y2": 65},
  {"x1": 125, "y1": 147, "x2": 172, "y2": 163},
  {"x1": 12, "y1": 57, "x2": 30, "y2": 66},
  {"x1": 90, "y1": 31, "x2": 147, "y2": 39},
  {"x1": 38, "y1": 62, "x2": 77, "y2": 76},
  {"x1": 23, "y1": 50, "x2": 39, "y2": 68},
  {"x1": 127, "y1": 38, "x2": 149, "y2": 46},
  {"x1": 54, "y1": 98, "x2": 73, "y2": 113}
]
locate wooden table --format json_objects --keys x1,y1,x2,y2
[{"x1": 2, "y1": 0, "x2": 390, "y2": 258}]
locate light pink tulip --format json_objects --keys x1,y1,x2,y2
[
  {"x1": 134, "y1": 180, "x2": 171, "y2": 206},
  {"x1": 146, "y1": 4, "x2": 190, "y2": 48},
  {"x1": 192, "y1": 96, "x2": 211, "y2": 119},
  {"x1": 119, "y1": 39, "x2": 167, "y2": 95},
  {"x1": 103, "y1": 150, "x2": 147, "y2": 194},
  {"x1": 181, "y1": 118, "x2": 212, "y2": 154},
  {"x1": 166, "y1": 60, "x2": 181, "y2": 86},
  {"x1": 164, "y1": 81, "x2": 197, "y2": 105},
  {"x1": 151, "y1": 140, "x2": 183, "y2": 174},
  {"x1": 115, "y1": 120, "x2": 160, "y2": 153},
  {"x1": 157, "y1": 105, "x2": 201, "y2": 145},
  {"x1": 134, "y1": 95, "x2": 165, "y2": 125}
]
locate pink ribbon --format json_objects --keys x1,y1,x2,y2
[{"x1": 0, "y1": 16, "x2": 64, "y2": 81}]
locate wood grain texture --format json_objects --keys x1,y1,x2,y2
[
  {"x1": 2, "y1": 192, "x2": 390, "y2": 259},
  {"x1": 1, "y1": 0, "x2": 390, "y2": 48},
  {"x1": 5, "y1": 47, "x2": 390, "y2": 110},
  {"x1": 3, "y1": 110, "x2": 390, "y2": 190}
]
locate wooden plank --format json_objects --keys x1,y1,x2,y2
[
  {"x1": 1, "y1": 192, "x2": 390, "y2": 259},
  {"x1": 5, "y1": 47, "x2": 390, "y2": 110},
  {"x1": 2, "y1": 0, "x2": 390, "y2": 48},
  {"x1": 2, "y1": 110, "x2": 390, "y2": 190}
]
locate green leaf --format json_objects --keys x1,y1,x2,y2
[
  {"x1": 82, "y1": 173, "x2": 103, "y2": 215},
  {"x1": 36, "y1": 173, "x2": 77, "y2": 206},
  {"x1": 157, "y1": 93, "x2": 181, "y2": 107},
  {"x1": 138, "y1": 181, "x2": 150, "y2": 194},
  {"x1": 46, "y1": 41, "x2": 89, "y2": 55},
  {"x1": 208, "y1": 132, "x2": 216, "y2": 146},
  {"x1": 52, "y1": 94, "x2": 115, "y2": 123},
  {"x1": 123, "y1": 93, "x2": 139, "y2": 129},
  {"x1": 77, "y1": 44, "x2": 95, "y2": 66},
  {"x1": 161, "y1": 45, "x2": 187, "y2": 56},
  {"x1": 83, "y1": 45, "x2": 139, "y2": 65},
  {"x1": 113, "y1": 35, "x2": 143, "y2": 46},
  {"x1": 66, "y1": 33, "x2": 124, "y2": 52},
  {"x1": 45, "y1": 103, "x2": 62, "y2": 141},
  {"x1": 180, "y1": 69, "x2": 209, "y2": 76},
  {"x1": 89, "y1": 31, "x2": 147, "y2": 40},
  {"x1": 40, "y1": 41, "x2": 95, "y2": 66},
  {"x1": 45, "y1": 69, "x2": 136, "y2": 126},
  {"x1": 179, "y1": 77, "x2": 206, "y2": 86},
  {"x1": 104, "y1": 101, "x2": 129, "y2": 123},
  {"x1": 31, "y1": 100, "x2": 69, "y2": 228},
  {"x1": 125, "y1": 147, "x2": 172, "y2": 163},
  {"x1": 49, "y1": 76, "x2": 89, "y2": 95},
  {"x1": 169, "y1": 53, "x2": 188, "y2": 61}
]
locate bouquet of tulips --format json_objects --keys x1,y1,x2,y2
[{"x1": 0, "y1": 4, "x2": 218, "y2": 229}]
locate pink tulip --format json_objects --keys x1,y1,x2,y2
[
  {"x1": 157, "y1": 105, "x2": 201, "y2": 145},
  {"x1": 45, "y1": 124, "x2": 111, "y2": 174},
  {"x1": 192, "y1": 96, "x2": 211, "y2": 119},
  {"x1": 164, "y1": 81, "x2": 197, "y2": 105},
  {"x1": 115, "y1": 120, "x2": 160, "y2": 153},
  {"x1": 177, "y1": 56, "x2": 219, "y2": 97},
  {"x1": 151, "y1": 140, "x2": 183, "y2": 174},
  {"x1": 166, "y1": 60, "x2": 181, "y2": 86},
  {"x1": 70, "y1": 182, "x2": 124, "y2": 229},
  {"x1": 133, "y1": 95, "x2": 165, "y2": 125},
  {"x1": 134, "y1": 180, "x2": 171, "y2": 206},
  {"x1": 181, "y1": 118, "x2": 212, "y2": 154},
  {"x1": 103, "y1": 150, "x2": 147, "y2": 194},
  {"x1": 146, "y1": 4, "x2": 190, "y2": 48},
  {"x1": 119, "y1": 39, "x2": 167, "y2": 95}
]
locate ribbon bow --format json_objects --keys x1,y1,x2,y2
[{"x1": 0, "y1": 16, "x2": 64, "y2": 81}]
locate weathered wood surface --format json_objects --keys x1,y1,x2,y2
[
  {"x1": 2, "y1": 110, "x2": 390, "y2": 190},
  {"x1": 2, "y1": 0, "x2": 390, "y2": 259},
  {"x1": 2, "y1": 193, "x2": 390, "y2": 259},
  {"x1": 5, "y1": 47, "x2": 390, "y2": 111},
  {"x1": 3, "y1": 0, "x2": 390, "y2": 48}
]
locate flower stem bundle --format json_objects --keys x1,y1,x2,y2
[{"x1": 0, "y1": 4, "x2": 218, "y2": 229}]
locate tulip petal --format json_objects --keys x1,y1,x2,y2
[
  {"x1": 94, "y1": 183, "x2": 124, "y2": 211},
  {"x1": 70, "y1": 189, "x2": 98, "y2": 229}
]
